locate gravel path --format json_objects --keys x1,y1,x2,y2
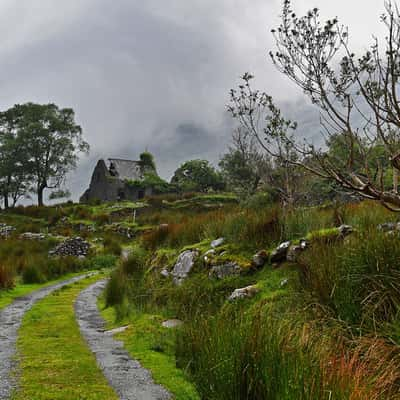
[
  {"x1": 0, "y1": 273, "x2": 93, "y2": 400},
  {"x1": 75, "y1": 279, "x2": 171, "y2": 400}
]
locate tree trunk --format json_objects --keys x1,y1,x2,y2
[
  {"x1": 3, "y1": 194, "x2": 8, "y2": 209},
  {"x1": 394, "y1": 167, "x2": 399, "y2": 194},
  {"x1": 37, "y1": 186, "x2": 45, "y2": 207}
]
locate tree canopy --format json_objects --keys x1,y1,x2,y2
[
  {"x1": 0, "y1": 103, "x2": 89, "y2": 207},
  {"x1": 171, "y1": 160, "x2": 225, "y2": 193}
]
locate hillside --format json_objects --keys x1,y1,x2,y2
[{"x1": 1, "y1": 194, "x2": 400, "y2": 399}]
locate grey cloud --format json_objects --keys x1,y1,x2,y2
[{"x1": 0, "y1": 0, "x2": 388, "y2": 202}]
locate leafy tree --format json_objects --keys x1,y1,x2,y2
[
  {"x1": 12, "y1": 103, "x2": 89, "y2": 206},
  {"x1": 171, "y1": 160, "x2": 225, "y2": 193},
  {"x1": 0, "y1": 109, "x2": 31, "y2": 208},
  {"x1": 219, "y1": 128, "x2": 271, "y2": 197},
  {"x1": 267, "y1": 0, "x2": 400, "y2": 210},
  {"x1": 139, "y1": 151, "x2": 157, "y2": 171}
]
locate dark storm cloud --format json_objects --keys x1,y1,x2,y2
[{"x1": 0, "y1": 0, "x2": 387, "y2": 201}]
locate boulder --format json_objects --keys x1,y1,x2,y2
[
  {"x1": 228, "y1": 285, "x2": 259, "y2": 301},
  {"x1": 209, "y1": 262, "x2": 241, "y2": 279},
  {"x1": 270, "y1": 241, "x2": 291, "y2": 264},
  {"x1": 162, "y1": 319, "x2": 183, "y2": 329},
  {"x1": 211, "y1": 237, "x2": 225, "y2": 248},
  {"x1": 171, "y1": 250, "x2": 199, "y2": 285},
  {"x1": 252, "y1": 250, "x2": 269, "y2": 268},
  {"x1": 286, "y1": 240, "x2": 308, "y2": 262}
]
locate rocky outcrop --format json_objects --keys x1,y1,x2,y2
[
  {"x1": 171, "y1": 250, "x2": 199, "y2": 285},
  {"x1": 49, "y1": 237, "x2": 90, "y2": 258},
  {"x1": 209, "y1": 262, "x2": 241, "y2": 279}
]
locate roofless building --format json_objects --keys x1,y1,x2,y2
[{"x1": 80, "y1": 158, "x2": 154, "y2": 203}]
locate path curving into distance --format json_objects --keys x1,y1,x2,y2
[
  {"x1": 75, "y1": 279, "x2": 171, "y2": 400},
  {"x1": 0, "y1": 273, "x2": 94, "y2": 400}
]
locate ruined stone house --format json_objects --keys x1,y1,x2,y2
[{"x1": 80, "y1": 158, "x2": 154, "y2": 203}]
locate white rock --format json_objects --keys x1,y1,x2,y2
[
  {"x1": 162, "y1": 319, "x2": 183, "y2": 328},
  {"x1": 171, "y1": 250, "x2": 199, "y2": 285},
  {"x1": 211, "y1": 238, "x2": 225, "y2": 248},
  {"x1": 228, "y1": 285, "x2": 260, "y2": 301}
]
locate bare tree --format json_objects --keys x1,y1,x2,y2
[
  {"x1": 227, "y1": 73, "x2": 304, "y2": 206},
  {"x1": 267, "y1": 0, "x2": 400, "y2": 210}
]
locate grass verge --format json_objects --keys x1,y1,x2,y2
[
  {"x1": 12, "y1": 273, "x2": 119, "y2": 400},
  {"x1": 100, "y1": 299, "x2": 200, "y2": 400}
]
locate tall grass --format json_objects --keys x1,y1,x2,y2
[
  {"x1": 299, "y1": 229, "x2": 400, "y2": 329},
  {"x1": 176, "y1": 307, "x2": 372, "y2": 400},
  {"x1": 141, "y1": 207, "x2": 282, "y2": 251}
]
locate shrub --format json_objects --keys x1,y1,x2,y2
[
  {"x1": 22, "y1": 263, "x2": 45, "y2": 284},
  {"x1": 103, "y1": 236, "x2": 122, "y2": 256},
  {"x1": 82, "y1": 254, "x2": 117, "y2": 270},
  {"x1": 0, "y1": 264, "x2": 15, "y2": 289},
  {"x1": 105, "y1": 269, "x2": 128, "y2": 308}
]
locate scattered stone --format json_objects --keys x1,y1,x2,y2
[
  {"x1": 19, "y1": 232, "x2": 47, "y2": 240},
  {"x1": 49, "y1": 237, "x2": 90, "y2": 258},
  {"x1": 203, "y1": 249, "x2": 216, "y2": 264},
  {"x1": 160, "y1": 269, "x2": 170, "y2": 278},
  {"x1": 209, "y1": 262, "x2": 241, "y2": 279},
  {"x1": 252, "y1": 250, "x2": 269, "y2": 268},
  {"x1": 0, "y1": 223, "x2": 15, "y2": 238},
  {"x1": 270, "y1": 241, "x2": 291, "y2": 264},
  {"x1": 286, "y1": 240, "x2": 308, "y2": 263},
  {"x1": 280, "y1": 278, "x2": 289, "y2": 287},
  {"x1": 228, "y1": 285, "x2": 260, "y2": 301},
  {"x1": 338, "y1": 224, "x2": 353, "y2": 237},
  {"x1": 162, "y1": 319, "x2": 183, "y2": 329},
  {"x1": 171, "y1": 250, "x2": 199, "y2": 285},
  {"x1": 104, "y1": 325, "x2": 130, "y2": 335},
  {"x1": 211, "y1": 237, "x2": 225, "y2": 248},
  {"x1": 378, "y1": 222, "x2": 400, "y2": 232}
]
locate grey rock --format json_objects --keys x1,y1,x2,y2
[
  {"x1": 338, "y1": 224, "x2": 353, "y2": 237},
  {"x1": 252, "y1": 251, "x2": 268, "y2": 267},
  {"x1": 209, "y1": 262, "x2": 241, "y2": 279},
  {"x1": 171, "y1": 250, "x2": 199, "y2": 285},
  {"x1": 287, "y1": 240, "x2": 308, "y2": 262},
  {"x1": 19, "y1": 232, "x2": 47, "y2": 240},
  {"x1": 270, "y1": 241, "x2": 291, "y2": 263},
  {"x1": 162, "y1": 319, "x2": 183, "y2": 329},
  {"x1": 0, "y1": 223, "x2": 15, "y2": 238},
  {"x1": 104, "y1": 325, "x2": 130, "y2": 335},
  {"x1": 228, "y1": 285, "x2": 259, "y2": 301},
  {"x1": 160, "y1": 269, "x2": 170, "y2": 278},
  {"x1": 211, "y1": 237, "x2": 225, "y2": 248},
  {"x1": 378, "y1": 222, "x2": 400, "y2": 232},
  {"x1": 280, "y1": 278, "x2": 289, "y2": 287}
]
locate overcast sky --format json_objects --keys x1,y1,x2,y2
[{"x1": 0, "y1": 0, "x2": 389, "y2": 201}]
